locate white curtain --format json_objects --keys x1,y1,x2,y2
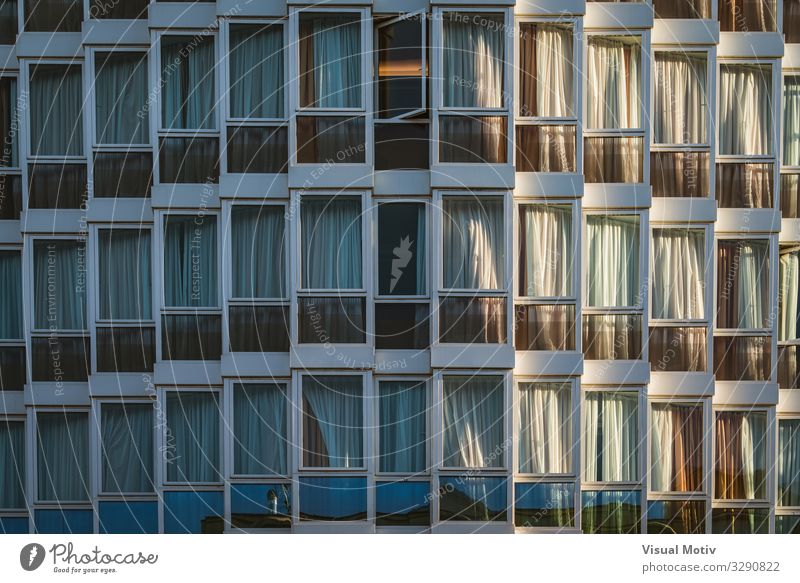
[
  {"x1": 301, "y1": 197, "x2": 362, "y2": 289},
  {"x1": 443, "y1": 13, "x2": 504, "y2": 108},
  {"x1": 518, "y1": 383, "x2": 572, "y2": 474},
  {"x1": 443, "y1": 197, "x2": 504, "y2": 289},
  {"x1": 302, "y1": 376, "x2": 363, "y2": 468},
  {"x1": 166, "y1": 392, "x2": 220, "y2": 483},
  {"x1": 163, "y1": 216, "x2": 217, "y2": 308},
  {"x1": 778, "y1": 419, "x2": 800, "y2": 506},
  {"x1": 379, "y1": 380, "x2": 426, "y2": 473},
  {"x1": 229, "y1": 24, "x2": 284, "y2": 118},
  {"x1": 36, "y1": 412, "x2": 89, "y2": 501},
  {"x1": 582, "y1": 392, "x2": 638, "y2": 482},
  {"x1": 33, "y1": 240, "x2": 86, "y2": 330},
  {"x1": 95, "y1": 52, "x2": 149, "y2": 144},
  {"x1": 442, "y1": 376, "x2": 504, "y2": 468},
  {"x1": 650, "y1": 403, "x2": 703, "y2": 492},
  {"x1": 717, "y1": 240, "x2": 770, "y2": 329},
  {"x1": 651, "y1": 228, "x2": 705, "y2": 319},
  {"x1": 720, "y1": 64, "x2": 773, "y2": 155},
  {"x1": 300, "y1": 15, "x2": 361, "y2": 108},
  {"x1": 715, "y1": 411, "x2": 767, "y2": 500},
  {"x1": 0, "y1": 421, "x2": 25, "y2": 509},
  {"x1": 587, "y1": 215, "x2": 640, "y2": 307},
  {"x1": 519, "y1": 23, "x2": 573, "y2": 117},
  {"x1": 233, "y1": 383, "x2": 287, "y2": 475},
  {"x1": 101, "y1": 403, "x2": 153, "y2": 493},
  {"x1": 653, "y1": 52, "x2": 707, "y2": 144},
  {"x1": 0, "y1": 251, "x2": 22, "y2": 339},
  {"x1": 519, "y1": 205, "x2": 572, "y2": 297},
  {"x1": 29, "y1": 64, "x2": 83, "y2": 156},
  {"x1": 784, "y1": 76, "x2": 800, "y2": 166},
  {"x1": 98, "y1": 229, "x2": 152, "y2": 320},
  {"x1": 231, "y1": 206, "x2": 285, "y2": 298},
  {"x1": 586, "y1": 36, "x2": 641, "y2": 129},
  {"x1": 780, "y1": 250, "x2": 800, "y2": 341},
  {"x1": 161, "y1": 35, "x2": 215, "y2": 130}
]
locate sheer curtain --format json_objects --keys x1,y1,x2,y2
[
  {"x1": 586, "y1": 36, "x2": 641, "y2": 129},
  {"x1": 229, "y1": 24, "x2": 284, "y2": 118},
  {"x1": 715, "y1": 411, "x2": 767, "y2": 499},
  {"x1": 233, "y1": 383, "x2": 287, "y2": 475},
  {"x1": 586, "y1": 215, "x2": 640, "y2": 307},
  {"x1": 302, "y1": 376, "x2": 363, "y2": 468},
  {"x1": 95, "y1": 52, "x2": 148, "y2": 144},
  {"x1": 301, "y1": 197, "x2": 362, "y2": 289},
  {"x1": 779, "y1": 250, "x2": 800, "y2": 341},
  {"x1": 0, "y1": 251, "x2": 22, "y2": 338},
  {"x1": 518, "y1": 383, "x2": 572, "y2": 474},
  {"x1": 443, "y1": 198, "x2": 504, "y2": 289},
  {"x1": 519, "y1": 23, "x2": 573, "y2": 117},
  {"x1": 166, "y1": 392, "x2": 220, "y2": 483},
  {"x1": 299, "y1": 15, "x2": 361, "y2": 108},
  {"x1": 379, "y1": 380, "x2": 426, "y2": 473},
  {"x1": 582, "y1": 392, "x2": 638, "y2": 482},
  {"x1": 101, "y1": 403, "x2": 153, "y2": 493},
  {"x1": 164, "y1": 216, "x2": 217, "y2": 307},
  {"x1": 98, "y1": 229, "x2": 151, "y2": 320},
  {"x1": 651, "y1": 228, "x2": 705, "y2": 319},
  {"x1": 443, "y1": 13, "x2": 504, "y2": 108},
  {"x1": 36, "y1": 413, "x2": 89, "y2": 501},
  {"x1": 717, "y1": 240, "x2": 770, "y2": 329},
  {"x1": 719, "y1": 64, "x2": 773, "y2": 155},
  {"x1": 33, "y1": 240, "x2": 86, "y2": 330},
  {"x1": 0, "y1": 421, "x2": 25, "y2": 509},
  {"x1": 784, "y1": 76, "x2": 800, "y2": 165},
  {"x1": 442, "y1": 376, "x2": 504, "y2": 468},
  {"x1": 778, "y1": 419, "x2": 800, "y2": 506},
  {"x1": 231, "y1": 206, "x2": 285, "y2": 298},
  {"x1": 29, "y1": 64, "x2": 83, "y2": 156},
  {"x1": 519, "y1": 205, "x2": 572, "y2": 297},
  {"x1": 653, "y1": 52, "x2": 707, "y2": 144},
  {"x1": 650, "y1": 404, "x2": 703, "y2": 492},
  {"x1": 161, "y1": 35, "x2": 215, "y2": 130}
]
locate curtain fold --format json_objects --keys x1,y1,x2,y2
[
  {"x1": 231, "y1": 206, "x2": 285, "y2": 298},
  {"x1": 719, "y1": 0, "x2": 777, "y2": 32},
  {"x1": 784, "y1": 76, "x2": 800, "y2": 165},
  {"x1": 443, "y1": 13, "x2": 504, "y2": 108},
  {"x1": 583, "y1": 314, "x2": 642, "y2": 360},
  {"x1": 101, "y1": 403, "x2": 153, "y2": 493},
  {"x1": 584, "y1": 136, "x2": 643, "y2": 183},
  {"x1": 716, "y1": 240, "x2": 770, "y2": 329},
  {"x1": 715, "y1": 411, "x2": 767, "y2": 499},
  {"x1": 653, "y1": 52, "x2": 707, "y2": 144},
  {"x1": 98, "y1": 229, "x2": 151, "y2": 320},
  {"x1": 651, "y1": 151, "x2": 710, "y2": 197},
  {"x1": 0, "y1": 421, "x2": 25, "y2": 509},
  {"x1": 586, "y1": 36, "x2": 641, "y2": 129},
  {"x1": 0, "y1": 251, "x2": 22, "y2": 338},
  {"x1": 301, "y1": 197, "x2": 362, "y2": 289},
  {"x1": 233, "y1": 383, "x2": 287, "y2": 475},
  {"x1": 649, "y1": 326, "x2": 708, "y2": 372},
  {"x1": 650, "y1": 404, "x2": 703, "y2": 492},
  {"x1": 164, "y1": 216, "x2": 217, "y2": 307},
  {"x1": 779, "y1": 250, "x2": 800, "y2": 341},
  {"x1": 651, "y1": 228, "x2": 705, "y2": 319},
  {"x1": 299, "y1": 15, "x2": 361, "y2": 108},
  {"x1": 519, "y1": 23, "x2": 573, "y2": 117},
  {"x1": 442, "y1": 376, "x2": 504, "y2": 468},
  {"x1": 161, "y1": 35, "x2": 215, "y2": 130},
  {"x1": 514, "y1": 304, "x2": 575, "y2": 351},
  {"x1": 587, "y1": 215, "x2": 640, "y2": 307},
  {"x1": 715, "y1": 162, "x2": 774, "y2": 208},
  {"x1": 443, "y1": 198, "x2": 504, "y2": 289},
  {"x1": 95, "y1": 52, "x2": 149, "y2": 144},
  {"x1": 166, "y1": 392, "x2": 220, "y2": 483},
  {"x1": 519, "y1": 205, "x2": 572, "y2": 297},
  {"x1": 33, "y1": 240, "x2": 86, "y2": 330},
  {"x1": 582, "y1": 392, "x2": 638, "y2": 482},
  {"x1": 518, "y1": 382, "x2": 572, "y2": 474},
  {"x1": 29, "y1": 64, "x2": 83, "y2": 156},
  {"x1": 778, "y1": 419, "x2": 800, "y2": 506},
  {"x1": 302, "y1": 376, "x2": 363, "y2": 468},
  {"x1": 439, "y1": 115, "x2": 507, "y2": 163},
  {"x1": 720, "y1": 64, "x2": 773, "y2": 155},
  {"x1": 37, "y1": 412, "x2": 89, "y2": 501},
  {"x1": 230, "y1": 24, "x2": 284, "y2": 118},
  {"x1": 379, "y1": 381, "x2": 426, "y2": 473}
]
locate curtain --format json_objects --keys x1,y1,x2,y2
[
  {"x1": 586, "y1": 36, "x2": 641, "y2": 129},
  {"x1": 296, "y1": 116, "x2": 365, "y2": 163},
  {"x1": 302, "y1": 376, "x2": 363, "y2": 468},
  {"x1": 650, "y1": 404, "x2": 703, "y2": 492},
  {"x1": 166, "y1": 392, "x2": 220, "y2": 483},
  {"x1": 29, "y1": 64, "x2": 83, "y2": 156},
  {"x1": 161, "y1": 35, "x2": 215, "y2": 130},
  {"x1": 649, "y1": 327, "x2": 708, "y2": 372},
  {"x1": 651, "y1": 228, "x2": 705, "y2": 319},
  {"x1": 583, "y1": 314, "x2": 642, "y2": 360},
  {"x1": 514, "y1": 304, "x2": 575, "y2": 351},
  {"x1": 37, "y1": 412, "x2": 89, "y2": 501},
  {"x1": 233, "y1": 383, "x2": 287, "y2": 475},
  {"x1": 298, "y1": 297, "x2": 365, "y2": 343},
  {"x1": 0, "y1": 251, "x2": 22, "y2": 338},
  {"x1": 439, "y1": 296, "x2": 506, "y2": 343},
  {"x1": 95, "y1": 52, "x2": 148, "y2": 144},
  {"x1": 716, "y1": 240, "x2": 770, "y2": 329},
  {"x1": 0, "y1": 421, "x2": 25, "y2": 509},
  {"x1": 519, "y1": 23, "x2": 573, "y2": 117},
  {"x1": 442, "y1": 375, "x2": 504, "y2": 468},
  {"x1": 784, "y1": 76, "x2": 800, "y2": 166},
  {"x1": 584, "y1": 136, "x2": 643, "y2": 183},
  {"x1": 443, "y1": 13, "x2": 504, "y2": 108},
  {"x1": 519, "y1": 205, "x2": 572, "y2": 297},
  {"x1": 301, "y1": 197, "x2": 361, "y2": 289},
  {"x1": 715, "y1": 411, "x2": 767, "y2": 499},
  {"x1": 231, "y1": 206, "x2": 285, "y2": 298},
  {"x1": 0, "y1": 78, "x2": 17, "y2": 167},
  {"x1": 33, "y1": 240, "x2": 86, "y2": 330},
  {"x1": 653, "y1": 52, "x2": 707, "y2": 144},
  {"x1": 518, "y1": 382, "x2": 572, "y2": 474},
  {"x1": 515, "y1": 125, "x2": 576, "y2": 172},
  {"x1": 587, "y1": 215, "x2": 639, "y2": 307},
  {"x1": 651, "y1": 151, "x2": 710, "y2": 197},
  {"x1": 299, "y1": 15, "x2": 360, "y2": 108},
  {"x1": 164, "y1": 216, "x2": 217, "y2": 307},
  {"x1": 98, "y1": 229, "x2": 151, "y2": 320},
  {"x1": 713, "y1": 335, "x2": 771, "y2": 381},
  {"x1": 230, "y1": 24, "x2": 283, "y2": 118},
  {"x1": 101, "y1": 403, "x2": 153, "y2": 493},
  {"x1": 720, "y1": 64, "x2": 772, "y2": 155},
  {"x1": 379, "y1": 381, "x2": 426, "y2": 473},
  {"x1": 715, "y1": 162, "x2": 774, "y2": 208},
  {"x1": 720, "y1": 0, "x2": 777, "y2": 32},
  {"x1": 443, "y1": 198, "x2": 504, "y2": 289},
  {"x1": 582, "y1": 392, "x2": 638, "y2": 482},
  {"x1": 780, "y1": 250, "x2": 800, "y2": 341},
  {"x1": 439, "y1": 115, "x2": 506, "y2": 164},
  {"x1": 778, "y1": 419, "x2": 800, "y2": 506}
]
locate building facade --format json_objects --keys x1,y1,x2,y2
[{"x1": 0, "y1": 0, "x2": 799, "y2": 534}]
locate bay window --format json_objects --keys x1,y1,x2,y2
[
  {"x1": 100, "y1": 403, "x2": 154, "y2": 493},
  {"x1": 719, "y1": 0, "x2": 777, "y2": 32},
  {"x1": 24, "y1": 0, "x2": 81, "y2": 32},
  {"x1": 302, "y1": 375, "x2": 363, "y2": 468},
  {"x1": 653, "y1": 0, "x2": 711, "y2": 18},
  {"x1": 783, "y1": 75, "x2": 800, "y2": 217},
  {"x1": 232, "y1": 383, "x2": 288, "y2": 475},
  {"x1": 0, "y1": 250, "x2": 24, "y2": 390},
  {"x1": 0, "y1": 420, "x2": 25, "y2": 510},
  {"x1": 164, "y1": 391, "x2": 221, "y2": 483}
]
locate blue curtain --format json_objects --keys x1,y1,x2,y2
[
  {"x1": 301, "y1": 197, "x2": 362, "y2": 289},
  {"x1": 0, "y1": 251, "x2": 22, "y2": 338},
  {"x1": 229, "y1": 24, "x2": 283, "y2": 118},
  {"x1": 164, "y1": 216, "x2": 217, "y2": 307},
  {"x1": 379, "y1": 380, "x2": 426, "y2": 473},
  {"x1": 231, "y1": 206, "x2": 285, "y2": 298},
  {"x1": 161, "y1": 35, "x2": 215, "y2": 130},
  {"x1": 302, "y1": 375, "x2": 363, "y2": 468},
  {"x1": 36, "y1": 412, "x2": 89, "y2": 502},
  {"x1": 29, "y1": 64, "x2": 83, "y2": 156},
  {"x1": 233, "y1": 383, "x2": 287, "y2": 475},
  {"x1": 166, "y1": 392, "x2": 220, "y2": 483},
  {"x1": 95, "y1": 51, "x2": 149, "y2": 144},
  {"x1": 299, "y1": 15, "x2": 361, "y2": 108},
  {"x1": 0, "y1": 420, "x2": 25, "y2": 509},
  {"x1": 101, "y1": 403, "x2": 154, "y2": 493},
  {"x1": 99, "y1": 229, "x2": 152, "y2": 320},
  {"x1": 33, "y1": 240, "x2": 87, "y2": 330}
]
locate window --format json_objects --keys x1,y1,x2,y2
[
  {"x1": 779, "y1": 247, "x2": 800, "y2": 388},
  {"x1": 719, "y1": 0, "x2": 777, "y2": 32},
  {"x1": 90, "y1": 0, "x2": 148, "y2": 19},
  {"x1": 100, "y1": 403, "x2": 154, "y2": 493},
  {"x1": 650, "y1": 403, "x2": 704, "y2": 492},
  {"x1": 0, "y1": 1, "x2": 17, "y2": 44},
  {"x1": 581, "y1": 490, "x2": 641, "y2": 534},
  {"x1": 229, "y1": 483, "x2": 291, "y2": 530},
  {"x1": 29, "y1": 64, "x2": 83, "y2": 157},
  {"x1": 516, "y1": 22, "x2": 575, "y2": 172},
  {"x1": 27, "y1": 163, "x2": 87, "y2": 209},
  {"x1": 93, "y1": 151, "x2": 152, "y2": 198},
  {"x1": 515, "y1": 482, "x2": 574, "y2": 528},
  {"x1": 0, "y1": 77, "x2": 18, "y2": 168},
  {"x1": 778, "y1": 419, "x2": 800, "y2": 507},
  {"x1": 653, "y1": 0, "x2": 711, "y2": 18},
  {"x1": 24, "y1": 0, "x2": 81, "y2": 32},
  {"x1": 299, "y1": 476, "x2": 367, "y2": 522},
  {"x1": 163, "y1": 490, "x2": 223, "y2": 534},
  {"x1": 36, "y1": 411, "x2": 89, "y2": 502},
  {"x1": 584, "y1": 36, "x2": 643, "y2": 183},
  {"x1": 784, "y1": 76, "x2": 800, "y2": 218},
  {"x1": 442, "y1": 375, "x2": 504, "y2": 468},
  {"x1": 517, "y1": 382, "x2": 572, "y2": 474},
  {"x1": 583, "y1": 392, "x2": 639, "y2": 483},
  {"x1": 378, "y1": 380, "x2": 426, "y2": 473},
  {"x1": 95, "y1": 52, "x2": 148, "y2": 145},
  {"x1": 787, "y1": 0, "x2": 800, "y2": 43},
  {"x1": 712, "y1": 507, "x2": 769, "y2": 533},
  {"x1": 0, "y1": 420, "x2": 25, "y2": 509},
  {"x1": 233, "y1": 383, "x2": 287, "y2": 475},
  {"x1": 165, "y1": 391, "x2": 221, "y2": 483},
  {"x1": 0, "y1": 250, "x2": 24, "y2": 390},
  {"x1": 439, "y1": 476, "x2": 507, "y2": 522},
  {"x1": 715, "y1": 411, "x2": 768, "y2": 500},
  {"x1": 302, "y1": 375, "x2": 363, "y2": 468},
  {"x1": 647, "y1": 500, "x2": 705, "y2": 534}
]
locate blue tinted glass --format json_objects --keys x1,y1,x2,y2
[
  {"x1": 99, "y1": 501, "x2": 158, "y2": 534},
  {"x1": 299, "y1": 477, "x2": 367, "y2": 521},
  {"x1": 163, "y1": 490, "x2": 224, "y2": 534},
  {"x1": 439, "y1": 476, "x2": 507, "y2": 522},
  {"x1": 35, "y1": 509, "x2": 93, "y2": 534},
  {"x1": 230, "y1": 483, "x2": 291, "y2": 529},
  {"x1": 646, "y1": 499, "x2": 705, "y2": 534},
  {"x1": 376, "y1": 481, "x2": 430, "y2": 526},
  {"x1": 0, "y1": 516, "x2": 29, "y2": 533},
  {"x1": 514, "y1": 482, "x2": 574, "y2": 528}
]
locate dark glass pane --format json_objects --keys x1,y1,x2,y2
[
  {"x1": 28, "y1": 164, "x2": 87, "y2": 209},
  {"x1": 716, "y1": 162, "x2": 774, "y2": 208},
  {"x1": 711, "y1": 507, "x2": 770, "y2": 534},
  {"x1": 439, "y1": 296, "x2": 507, "y2": 343},
  {"x1": 24, "y1": 0, "x2": 81, "y2": 32},
  {"x1": 226, "y1": 126, "x2": 288, "y2": 173},
  {"x1": 296, "y1": 116, "x2": 365, "y2": 163},
  {"x1": 0, "y1": 1, "x2": 17, "y2": 44},
  {"x1": 161, "y1": 314, "x2": 222, "y2": 360},
  {"x1": 228, "y1": 305, "x2": 290, "y2": 352},
  {"x1": 376, "y1": 481, "x2": 430, "y2": 526},
  {"x1": 651, "y1": 151, "x2": 709, "y2": 197},
  {"x1": 584, "y1": 137, "x2": 643, "y2": 183},
  {"x1": 34, "y1": 509, "x2": 92, "y2": 534},
  {"x1": 514, "y1": 482, "x2": 575, "y2": 528},
  {"x1": 159, "y1": 137, "x2": 220, "y2": 184},
  {"x1": 0, "y1": 346, "x2": 25, "y2": 390},
  {"x1": 581, "y1": 490, "x2": 641, "y2": 534},
  {"x1": 788, "y1": 0, "x2": 800, "y2": 43},
  {"x1": 515, "y1": 125, "x2": 576, "y2": 172},
  {"x1": 375, "y1": 123, "x2": 429, "y2": 170},
  {"x1": 439, "y1": 116, "x2": 507, "y2": 164},
  {"x1": 93, "y1": 151, "x2": 153, "y2": 198},
  {"x1": 298, "y1": 297, "x2": 366, "y2": 343},
  {"x1": 230, "y1": 483, "x2": 292, "y2": 529},
  {"x1": 653, "y1": 0, "x2": 712, "y2": 18},
  {"x1": 582, "y1": 314, "x2": 642, "y2": 360},
  {"x1": 781, "y1": 174, "x2": 800, "y2": 218},
  {"x1": 720, "y1": 0, "x2": 777, "y2": 32},
  {"x1": 163, "y1": 490, "x2": 224, "y2": 534},
  {"x1": 647, "y1": 500, "x2": 706, "y2": 534},
  {"x1": 377, "y1": 15, "x2": 423, "y2": 117},
  {"x1": 299, "y1": 477, "x2": 367, "y2": 521},
  {"x1": 514, "y1": 304, "x2": 575, "y2": 350},
  {"x1": 375, "y1": 303, "x2": 429, "y2": 349},
  {"x1": 649, "y1": 327, "x2": 708, "y2": 372},
  {"x1": 438, "y1": 476, "x2": 507, "y2": 522},
  {"x1": 31, "y1": 336, "x2": 89, "y2": 381},
  {"x1": 775, "y1": 514, "x2": 800, "y2": 534},
  {"x1": 96, "y1": 327, "x2": 155, "y2": 372},
  {"x1": 377, "y1": 202, "x2": 425, "y2": 295},
  {"x1": 0, "y1": 174, "x2": 22, "y2": 219},
  {"x1": 713, "y1": 336, "x2": 771, "y2": 381},
  {"x1": 778, "y1": 345, "x2": 800, "y2": 389}
]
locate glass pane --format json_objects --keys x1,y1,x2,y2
[
  {"x1": 31, "y1": 336, "x2": 89, "y2": 381},
  {"x1": 0, "y1": 420, "x2": 25, "y2": 509},
  {"x1": 439, "y1": 476, "x2": 507, "y2": 522},
  {"x1": 375, "y1": 303, "x2": 429, "y2": 349},
  {"x1": 581, "y1": 490, "x2": 641, "y2": 534},
  {"x1": 443, "y1": 197, "x2": 504, "y2": 289},
  {"x1": 778, "y1": 345, "x2": 800, "y2": 389},
  {"x1": 228, "y1": 305, "x2": 290, "y2": 352},
  {"x1": 95, "y1": 52, "x2": 149, "y2": 144},
  {"x1": 299, "y1": 476, "x2": 367, "y2": 521},
  {"x1": 442, "y1": 13, "x2": 504, "y2": 108},
  {"x1": 299, "y1": 14, "x2": 361, "y2": 108},
  {"x1": 715, "y1": 411, "x2": 768, "y2": 500},
  {"x1": 514, "y1": 304, "x2": 575, "y2": 351},
  {"x1": 230, "y1": 483, "x2": 291, "y2": 529},
  {"x1": 98, "y1": 501, "x2": 158, "y2": 534},
  {"x1": 651, "y1": 228, "x2": 705, "y2": 319},
  {"x1": 158, "y1": 137, "x2": 220, "y2": 183},
  {"x1": 0, "y1": 250, "x2": 22, "y2": 339},
  {"x1": 33, "y1": 240, "x2": 86, "y2": 329},
  {"x1": 519, "y1": 204, "x2": 573, "y2": 297},
  {"x1": 233, "y1": 383, "x2": 287, "y2": 475},
  {"x1": 229, "y1": 24, "x2": 284, "y2": 118},
  {"x1": 720, "y1": 0, "x2": 777, "y2": 32},
  {"x1": 0, "y1": 174, "x2": 22, "y2": 219},
  {"x1": 514, "y1": 482, "x2": 574, "y2": 528},
  {"x1": 0, "y1": 78, "x2": 18, "y2": 167},
  {"x1": 0, "y1": 346, "x2": 26, "y2": 390},
  {"x1": 439, "y1": 116, "x2": 507, "y2": 163},
  {"x1": 716, "y1": 240, "x2": 770, "y2": 329},
  {"x1": 719, "y1": 64, "x2": 772, "y2": 155},
  {"x1": 583, "y1": 314, "x2": 642, "y2": 360},
  {"x1": 36, "y1": 412, "x2": 89, "y2": 502},
  {"x1": 296, "y1": 116, "x2": 365, "y2": 163},
  {"x1": 377, "y1": 15, "x2": 423, "y2": 118},
  {"x1": 301, "y1": 196, "x2": 362, "y2": 289},
  {"x1": 161, "y1": 314, "x2": 222, "y2": 360},
  {"x1": 439, "y1": 296, "x2": 507, "y2": 344},
  {"x1": 650, "y1": 403, "x2": 703, "y2": 492},
  {"x1": 583, "y1": 392, "x2": 639, "y2": 482},
  {"x1": 101, "y1": 403, "x2": 153, "y2": 493},
  {"x1": 587, "y1": 214, "x2": 640, "y2": 307},
  {"x1": 302, "y1": 375, "x2": 363, "y2": 468},
  {"x1": 782, "y1": 174, "x2": 800, "y2": 217},
  {"x1": 163, "y1": 216, "x2": 218, "y2": 307},
  {"x1": 653, "y1": 52, "x2": 707, "y2": 144},
  {"x1": 96, "y1": 326, "x2": 155, "y2": 372},
  {"x1": 517, "y1": 382, "x2": 572, "y2": 474},
  {"x1": 165, "y1": 392, "x2": 221, "y2": 483},
  {"x1": 649, "y1": 327, "x2": 708, "y2": 372},
  {"x1": 24, "y1": 0, "x2": 81, "y2": 33},
  {"x1": 713, "y1": 336, "x2": 771, "y2": 380},
  {"x1": 29, "y1": 64, "x2": 83, "y2": 155},
  {"x1": 586, "y1": 36, "x2": 641, "y2": 129},
  {"x1": 584, "y1": 137, "x2": 643, "y2": 183},
  {"x1": 515, "y1": 125, "x2": 576, "y2": 172},
  {"x1": 90, "y1": 0, "x2": 148, "y2": 19},
  {"x1": 518, "y1": 23, "x2": 573, "y2": 117},
  {"x1": 442, "y1": 375, "x2": 504, "y2": 468},
  {"x1": 93, "y1": 151, "x2": 153, "y2": 198},
  {"x1": 378, "y1": 202, "x2": 426, "y2": 295},
  {"x1": 784, "y1": 76, "x2": 800, "y2": 165},
  {"x1": 651, "y1": 151, "x2": 710, "y2": 197},
  {"x1": 298, "y1": 297, "x2": 366, "y2": 344},
  {"x1": 98, "y1": 228, "x2": 152, "y2": 320},
  {"x1": 711, "y1": 507, "x2": 770, "y2": 533},
  {"x1": 226, "y1": 126, "x2": 287, "y2": 173},
  {"x1": 787, "y1": 0, "x2": 800, "y2": 42},
  {"x1": 716, "y1": 163, "x2": 774, "y2": 208},
  {"x1": 646, "y1": 500, "x2": 705, "y2": 534},
  {"x1": 374, "y1": 123, "x2": 429, "y2": 169},
  {"x1": 775, "y1": 514, "x2": 800, "y2": 533},
  {"x1": 653, "y1": 0, "x2": 711, "y2": 18},
  {"x1": 778, "y1": 419, "x2": 800, "y2": 506},
  {"x1": 780, "y1": 249, "x2": 800, "y2": 341},
  {"x1": 161, "y1": 35, "x2": 215, "y2": 130},
  {"x1": 231, "y1": 205, "x2": 286, "y2": 298},
  {"x1": 34, "y1": 509, "x2": 92, "y2": 534},
  {"x1": 0, "y1": 2, "x2": 17, "y2": 44},
  {"x1": 163, "y1": 490, "x2": 224, "y2": 534},
  {"x1": 379, "y1": 380, "x2": 426, "y2": 473},
  {"x1": 376, "y1": 481, "x2": 430, "y2": 526},
  {"x1": 27, "y1": 163, "x2": 87, "y2": 209}
]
